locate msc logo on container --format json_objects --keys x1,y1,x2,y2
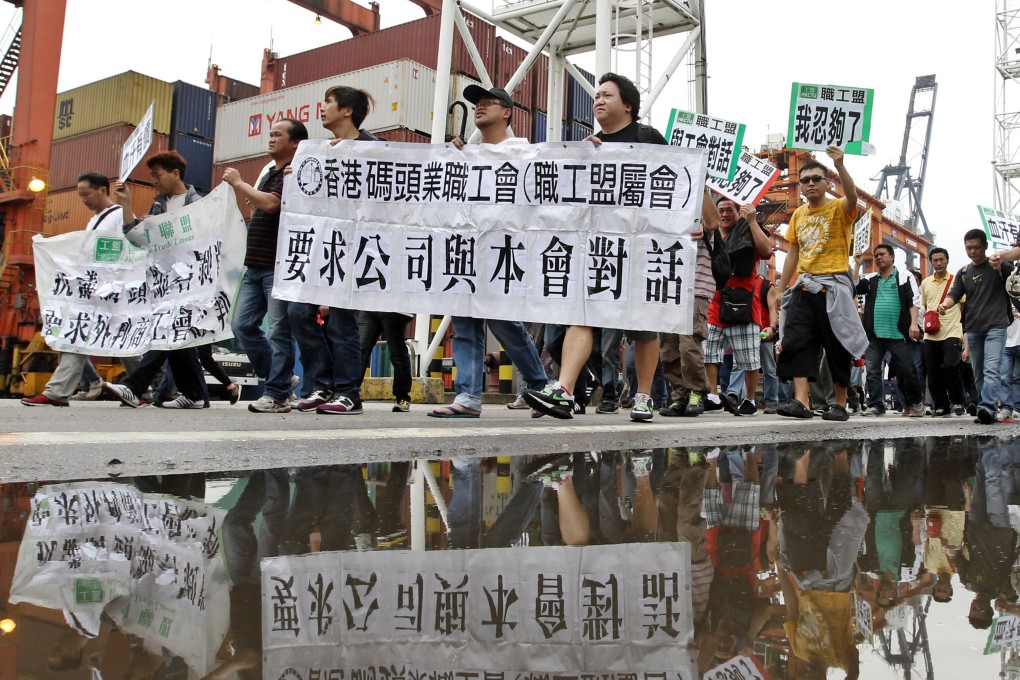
[
  {"x1": 249, "y1": 114, "x2": 263, "y2": 137},
  {"x1": 57, "y1": 98, "x2": 74, "y2": 131}
]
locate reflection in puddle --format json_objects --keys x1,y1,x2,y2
[{"x1": 1, "y1": 437, "x2": 1017, "y2": 679}]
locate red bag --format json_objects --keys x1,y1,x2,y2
[{"x1": 924, "y1": 275, "x2": 952, "y2": 335}]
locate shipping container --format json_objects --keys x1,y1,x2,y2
[
  {"x1": 566, "y1": 67, "x2": 596, "y2": 126},
  {"x1": 276, "y1": 10, "x2": 495, "y2": 89},
  {"x1": 170, "y1": 134, "x2": 214, "y2": 194},
  {"x1": 171, "y1": 81, "x2": 217, "y2": 140},
  {"x1": 511, "y1": 105, "x2": 533, "y2": 142},
  {"x1": 531, "y1": 53, "x2": 550, "y2": 111},
  {"x1": 215, "y1": 60, "x2": 457, "y2": 163},
  {"x1": 449, "y1": 73, "x2": 482, "y2": 142},
  {"x1": 53, "y1": 71, "x2": 173, "y2": 142},
  {"x1": 217, "y1": 77, "x2": 260, "y2": 104},
  {"x1": 213, "y1": 157, "x2": 275, "y2": 219},
  {"x1": 562, "y1": 119, "x2": 593, "y2": 142},
  {"x1": 0, "y1": 113, "x2": 11, "y2": 139},
  {"x1": 494, "y1": 38, "x2": 541, "y2": 110},
  {"x1": 48, "y1": 124, "x2": 170, "y2": 191},
  {"x1": 42, "y1": 183, "x2": 159, "y2": 236},
  {"x1": 373, "y1": 127, "x2": 433, "y2": 144},
  {"x1": 532, "y1": 110, "x2": 548, "y2": 143}
]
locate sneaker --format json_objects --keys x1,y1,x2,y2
[
  {"x1": 901, "y1": 407, "x2": 917, "y2": 417},
  {"x1": 813, "y1": 405, "x2": 829, "y2": 417},
  {"x1": 722, "y1": 392, "x2": 739, "y2": 414},
  {"x1": 290, "y1": 375, "x2": 301, "y2": 391},
  {"x1": 377, "y1": 528, "x2": 408, "y2": 549},
  {"x1": 977, "y1": 406, "x2": 996, "y2": 425},
  {"x1": 627, "y1": 452, "x2": 653, "y2": 477},
  {"x1": 776, "y1": 400, "x2": 813, "y2": 419},
  {"x1": 1013, "y1": 410, "x2": 1020, "y2": 421},
  {"x1": 953, "y1": 404, "x2": 967, "y2": 417},
  {"x1": 763, "y1": 403, "x2": 778, "y2": 414},
  {"x1": 248, "y1": 395, "x2": 292, "y2": 413},
  {"x1": 686, "y1": 392, "x2": 705, "y2": 416},
  {"x1": 998, "y1": 408, "x2": 1015, "y2": 423},
  {"x1": 620, "y1": 397, "x2": 635, "y2": 409},
  {"x1": 161, "y1": 395, "x2": 202, "y2": 409},
  {"x1": 911, "y1": 407, "x2": 926, "y2": 418},
  {"x1": 522, "y1": 453, "x2": 575, "y2": 484},
  {"x1": 861, "y1": 406, "x2": 885, "y2": 417},
  {"x1": 630, "y1": 393, "x2": 654, "y2": 422},
  {"x1": 354, "y1": 533, "x2": 376, "y2": 551},
  {"x1": 932, "y1": 408, "x2": 948, "y2": 417},
  {"x1": 20, "y1": 393, "x2": 69, "y2": 407},
  {"x1": 822, "y1": 404, "x2": 850, "y2": 422},
  {"x1": 659, "y1": 401, "x2": 687, "y2": 417},
  {"x1": 735, "y1": 399, "x2": 758, "y2": 416},
  {"x1": 596, "y1": 399, "x2": 619, "y2": 414},
  {"x1": 393, "y1": 399, "x2": 411, "y2": 413},
  {"x1": 506, "y1": 394, "x2": 530, "y2": 409},
  {"x1": 296, "y1": 390, "x2": 333, "y2": 412},
  {"x1": 316, "y1": 395, "x2": 363, "y2": 415},
  {"x1": 573, "y1": 401, "x2": 586, "y2": 415},
  {"x1": 103, "y1": 382, "x2": 143, "y2": 408},
  {"x1": 523, "y1": 384, "x2": 575, "y2": 420},
  {"x1": 69, "y1": 381, "x2": 103, "y2": 401}
]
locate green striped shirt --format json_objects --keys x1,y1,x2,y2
[{"x1": 874, "y1": 273, "x2": 902, "y2": 339}]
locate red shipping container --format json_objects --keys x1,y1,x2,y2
[
  {"x1": 373, "y1": 127, "x2": 433, "y2": 144},
  {"x1": 510, "y1": 106, "x2": 533, "y2": 142},
  {"x1": 276, "y1": 11, "x2": 495, "y2": 90},
  {"x1": 531, "y1": 53, "x2": 550, "y2": 112},
  {"x1": 48, "y1": 124, "x2": 169, "y2": 191},
  {"x1": 494, "y1": 38, "x2": 538, "y2": 110},
  {"x1": 213, "y1": 156, "x2": 274, "y2": 219}
]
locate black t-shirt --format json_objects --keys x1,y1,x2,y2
[
  {"x1": 244, "y1": 163, "x2": 288, "y2": 269},
  {"x1": 948, "y1": 259, "x2": 1014, "y2": 333},
  {"x1": 596, "y1": 120, "x2": 667, "y2": 145}
]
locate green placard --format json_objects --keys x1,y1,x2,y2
[
  {"x1": 788, "y1": 82, "x2": 874, "y2": 155},
  {"x1": 665, "y1": 108, "x2": 746, "y2": 182},
  {"x1": 94, "y1": 236, "x2": 124, "y2": 263},
  {"x1": 74, "y1": 577, "x2": 104, "y2": 604}
]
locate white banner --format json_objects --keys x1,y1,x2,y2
[
  {"x1": 853, "y1": 208, "x2": 872, "y2": 256},
  {"x1": 262, "y1": 543, "x2": 696, "y2": 677},
  {"x1": 703, "y1": 655, "x2": 768, "y2": 680},
  {"x1": 119, "y1": 100, "x2": 155, "y2": 180},
  {"x1": 275, "y1": 140, "x2": 707, "y2": 334},
  {"x1": 9, "y1": 482, "x2": 229, "y2": 674},
  {"x1": 665, "y1": 109, "x2": 746, "y2": 181},
  {"x1": 33, "y1": 183, "x2": 247, "y2": 356},
  {"x1": 708, "y1": 151, "x2": 780, "y2": 205}
]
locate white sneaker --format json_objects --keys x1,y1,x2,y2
[
  {"x1": 998, "y1": 408, "x2": 1015, "y2": 422},
  {"x1": 102, "y1": 382, "x2": 142, "y2": 408},
  {"x1": 248, "y1": 395, "x2": 292, "y2": 413},
  {"x1": 630, "y1": 393, "x2": 653, "y2": 422},
  {"x1": 70, "y1": 381, "x2": 103, "y2": 401},
  {"x1": 296, "y1": 390, "x2": 333, "y2": 412},
  {"x1": 161, "y1": 395, "x2": 201, "y2": 409}
]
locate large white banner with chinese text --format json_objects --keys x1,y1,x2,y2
[
  {"x1": 275, "y1": 140, "x2": 707, "y2": 334},
  {"x1": 32, "y1": 183, "x2": 247, "y2": 356},
  {"x1": 8, "y1": 482, "x2": 229, "y2": 674},
  {"x1": 262, "y1": 543, "x2": 696, "y2": 678}
]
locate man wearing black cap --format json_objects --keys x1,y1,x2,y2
[{"x1": 428, "y1": 85, "x2": 548, "y2": 418}]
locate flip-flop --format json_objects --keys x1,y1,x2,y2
[{"x1": 428, "y1": 406, "x2": 480, "y2": 419}]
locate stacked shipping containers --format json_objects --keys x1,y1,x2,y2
[
  {"x1": 44, "y1": 71, "x2": 174, "y2": 235},
  {"x1": 169, "y1": 81, "x2": 218, "y2": 194}
]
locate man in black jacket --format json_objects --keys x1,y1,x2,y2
[{"x1": 852, "y1": 244, "x2": 924, "y2": 416}]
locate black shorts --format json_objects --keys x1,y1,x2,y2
[{"x1": 777, "y1": 287, "x2": 853, "y2": 388}]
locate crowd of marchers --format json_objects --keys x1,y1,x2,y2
[{"x1": 21, "y1": 72, "x2": 1020, "y2": 427}]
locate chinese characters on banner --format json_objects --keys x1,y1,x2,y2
[
  {"x1": 853, "y1": 208, "x2": 872, "y2": 256},
  {"x1": 119, "y1": 100, "x2": 155, "y2": 180},
  {"x1": 788, "y1": 82, "x2": 875, "y2": 155},
  {"x1": 32, "y1": 183, "x2": 247, "y2": 356},
  {"x1": 989, "y1": 615, "x2": 1020, "y2": 654},
  {"x1": 665, "y1": 109, "x2": 746, "y2": 181},
  {"x1": 8, "y1": 482, "x2": 229, "y2": 674},
  {"x1": 978, "y1": 204, "x2": 1020, "y2": 251},
  {"x1": 275, "y1": 140, "x2": 708, "y2": 335},
  {"x1": 262, "y1": 543, "x2": 697, "y2": 678},
  {"x1": 703, "y1": 655, "x2": 768, "y2": 680},
  {"x1": 707, "y1": 151, "x2": 781, "y2": 205}
]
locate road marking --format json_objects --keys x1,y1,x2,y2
[{"x1": 0, "y1": 418, "x2": 827, "y2": 446}]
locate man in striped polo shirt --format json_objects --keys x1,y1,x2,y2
[{"x1": 852, "y1": 244, "x2": 924, "y2": 416}]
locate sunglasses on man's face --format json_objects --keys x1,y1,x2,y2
[{"x1": 800, "y1": 175, "x2": 826, "y2": 184}]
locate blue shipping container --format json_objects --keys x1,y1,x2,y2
[
  {"x1": 171, "y1": 134, "x2": 214, "y2": 194},
  {"x1": 561, "y1": 120, "x2": 593, "y2": 142},
  {"x1": 171, "y1": 81, "x2": 217, "y2": 140},
  {"x1": 566, "y1": 67, "x2": 595, "y2": 126},
  {"x1": 532, "y1": 110, "x2": 547, "y2": 143}
]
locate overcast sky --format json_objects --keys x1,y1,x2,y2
[{"x1": 0, "y1": 0, "x2": 996, "y2": 271}]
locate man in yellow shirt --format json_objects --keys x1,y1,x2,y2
[
  {"x1": 921, "y1": 247, "x2": 967, "y2": 416},
  {"x1": 776, "y1": 146, "x2": 869, "y2": 421}
]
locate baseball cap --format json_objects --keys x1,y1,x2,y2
[{"x1": 464, "y1": 84, "x2": 513, "y2": 109}]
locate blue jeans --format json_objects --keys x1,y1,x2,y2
[
  {"x1": 601, "y1": 329, "x2": 624, "y2": 402},
  {"x1": 451, "y1": 318, "x2": 546, "y2": 411},
  {"x1": 1001, "y1": 345, "x2": 1020, "y2": 412},
  {"x1": 727, "y1": 344, "x2": 778, "y2": 405},
  {"x1": 288, "y1": 302, "x2": 332, "y2": 395},
  {"x1": 448, "y1": 459, "x2": 481, "y2": 549},
  {"x1": 968, "y1": 328, "x2": 1008, "y2": 414},
  {"x1": 78, "y1": 359, "x2": 100, "y2": 390},
  {"x1": 325, "y1": 307, "x2": 363, "y2": 399},
  {"x1": 972, "y1": 438, "x2": 1018, "y2": 529},
  {"x1": 222, "y1": 470, "x2": 290, "y2": 585},
  {"x1": 232, "y1": 267, "x2": 294, "y2": 401}
]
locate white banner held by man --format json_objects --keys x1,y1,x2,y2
[
  {"x1": 708, "y1": 151, "x2": 780, "y2": 205},
  {"x1": 119, "y1": 100, "x2": 155, "y2": 180},
  {"x1": 262, "y1": 542, "x2": 696, "y2": 678},
  {"x1": 33, "y1": 183, "x2": 247, "y2": 356},
  {"x1": 853, "y1": 208, "x2": 872, "y2": 256},
  {"x1": 8, "y1": 482, "x2": 229, "y2": 674},
  {"x1": 275, "y1": 140, "x2": 707, "y2": 335}
]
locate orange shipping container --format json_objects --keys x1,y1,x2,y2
[
  {"x1": 41, "y1": 183, "x2": 159, "y2": 236},
  {"x1": 49, "y1": 124, "x2": 169, "y2": 191}
]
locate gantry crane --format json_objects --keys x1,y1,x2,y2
[{"x1": 873, "y1": 74, "x2": 937, "y2": 240}]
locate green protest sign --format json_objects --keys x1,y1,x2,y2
[
  {"x1": 666, "y1": 109, "x2": 746, "y2": 181},
  {"x1": 788, "y1": 82, "x2": 874, "y2": 155}
]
